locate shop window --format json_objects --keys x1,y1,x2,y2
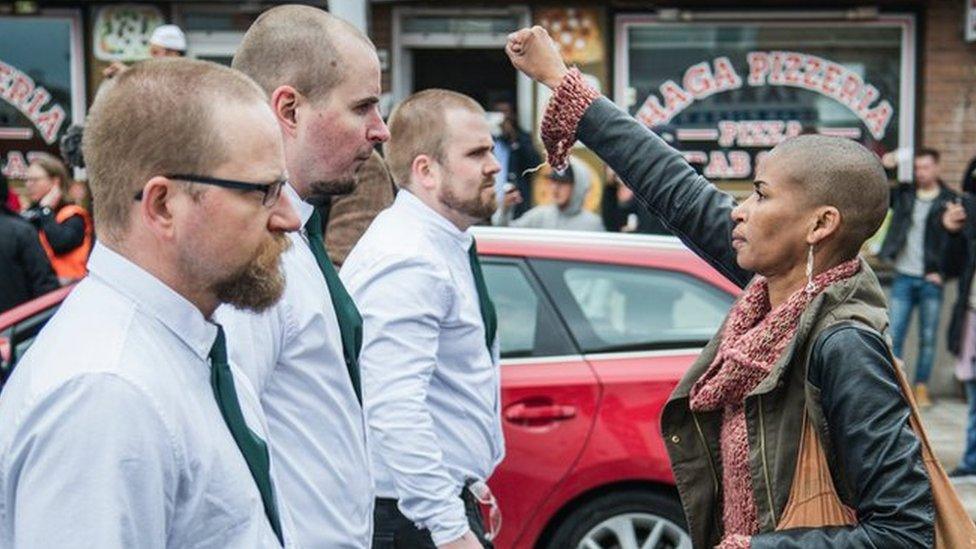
[
  {"x1": 616, "y1": 16, "x2": 914, "y2": 183},
  {"x1": 0, "y1": 13, "x2": 82, "y2": 179}
]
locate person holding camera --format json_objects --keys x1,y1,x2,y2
[{"x1": 22, "y1": 153, "x2": 93, "y2": 284}]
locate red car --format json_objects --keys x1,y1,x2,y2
[
  {"x1": 0, "y1": 229, "x2": 739, "y2": 549},
  {"x1": 475, "y1": 228, "x2": 738, "y2": 549}
]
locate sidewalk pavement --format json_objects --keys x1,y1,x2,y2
[{"x1": 919, "y1": 398, "x2": 976, "y2": 518}]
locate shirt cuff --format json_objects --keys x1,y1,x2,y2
[
  {"x1": 540, "y1": 67, "x2": 600, "y2": 172},
  {"x1": 426, "y1": 499, "x2": 470, "y2": 547}
]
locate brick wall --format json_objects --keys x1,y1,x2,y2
[{"x1": 922, "y1": 0, "x2": 976, "y2": 188}]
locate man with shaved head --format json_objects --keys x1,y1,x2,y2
[
  {"x1": 343, "y1": 89, "x2": 502, "y2": 549},
  {"x1": 215, "y1": 5, "x2": 389, "y2": 548},
  {"x1": 0, "y1": 58, "x2": 299, "y2": 547}
]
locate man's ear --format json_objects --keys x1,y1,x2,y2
[
  {"x1": 411, "y1": 154, "x2": 440, "y2": 191},
  {"x1": 137, "y1": 176, "x2": 180, "y2": 240},
  {"x1": 270, "y1": 85, "x2": 302, "y2": 136}
]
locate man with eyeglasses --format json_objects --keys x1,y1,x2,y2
[
  {"x1": 214, "y1": 6, "x2": 390, "y2": 548},
  {"x1": 0, "y1": 59, "x2": 299, "y2": 546}
]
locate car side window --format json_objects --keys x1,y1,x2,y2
[
  {"x1": 482, "y1": 260, "x2": 577, "y2": 359},
  {"x1": 533, "y1": 260, "x2": 734, "y2": 353},
  {"x1": 0, "y1": 304, "x2": 60, "y2": 384}
]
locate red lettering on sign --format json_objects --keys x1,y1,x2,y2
[
  {"x1": 713, "y1": 56, "x2": 742, "y2": 91},
  {"x1": 683, "y1": 62, "x2": 715, "y2": 97},
  {"x1": 821, "y1": 63, "x2": 843, "y2": 95},
  {"x1": 661, "y1": 80, "x2": 692, "y2": 114},
  {"x1": 6, "y1": 74, "x2": 32, "y2": 105},
  {"x1": 636, "y1": 95, "x2": 670, "y2": 128},
  {"x1": 803, "y1": 56, "x2": 823, "y2": 90},
  {"x1": 769, "y1": 51, "x2": 786, "y2": 85},
  {"x1": 837, "y1": 73, "x2": 862, "y2": 106},
  {"x1": 857, "y1": 85, "x2": 880, "y2": 114},
  {"x1": 2, "y1": 151, "x2": 29, "y2": 178},
  {"x1": 747, "y1": 52, "x2": 770, "y2": 86},
  {"x1": 864, "y1": 100, "x2": 893, "y2": 140},
  {"x1": 35, "y1": 105, "x2": 66, "y2": 144},
  {"x1": 24, "y1": 88, "x2": 50, "y2": 117},
  {"x1": 718, "y1": 121, "x2": 737, "y2": 147},
  {"x1": 783, "y1": 52, "x2": 803, "y2": 84}
]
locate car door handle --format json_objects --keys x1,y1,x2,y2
[{"x1": 504, "y1": 403, "x2": 577, "y2": 423}]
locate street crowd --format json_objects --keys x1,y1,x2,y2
[{"x1": 2, "y1": 4, "x2": 976, "y2": 549}]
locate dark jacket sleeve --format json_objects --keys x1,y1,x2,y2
[
  {"x1": 752, "y1": 325, "x2": 934, "y2": 548},
  {"x1": 21, "y1": 227, "x2": 59, "y2": 297},
  {"x1": 923, "y1": 189, "x2": 957, "y2": 276},
  {"x1": 513, "y1": 130, "x2": 542, "y2": 173},
  {"x1": 962, "y1": 157, "x2": 976, "y2": 195},
  {"x1": 36, "y1": 213, "x2": 85, "y2": 255},
  {"x1": 946, "y1": 196, "x2": 976, "y2": 279},
  {"x1": 577, "y1": 97, "x2": 752, "y2": 288}
]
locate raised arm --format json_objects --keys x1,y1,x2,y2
[{"x1": 506, "y1": 27, "x2": 751, "y2": 287}]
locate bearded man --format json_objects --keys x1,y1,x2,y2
[
  {"x1": 0, "y1": 58, "x2": 300, "y2": 547},
  {"x1": 342, "y1": 89, "x2": 503, "y2": 549}
]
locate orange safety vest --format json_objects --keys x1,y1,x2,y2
[{"x1": 38, "y1": 203, "x2": 93, "y2": 282}]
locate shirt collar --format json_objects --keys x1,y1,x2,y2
[
  {"x1": 87, "y1": 243, "x2": 217, "y2": 361},
  {"x1": 396, "y1": 190, "x2": 474, "y2": 251},
  {"x1": 284, "y1": 182, "x2": 315, "y2": 227}
]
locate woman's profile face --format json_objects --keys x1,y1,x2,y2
[
  {"x1": 25, "y1": 163, "x2": 56, "y2": 203},
  {"x1": 730, "y1": 156, "x2": 815, "y2": 277}
]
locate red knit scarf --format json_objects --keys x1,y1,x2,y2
[{"x1": 689, "y1": 258, "x2": 861, "y2": 548}]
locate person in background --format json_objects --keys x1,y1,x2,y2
[
  {"x1": 22, "y1": 153, "x2": 93, "y2": 284},
  {"x1": 494, "y1": 157, "x2": 603, "y2": 232},
  {"x1": 0, "y1": 171, "x2": 58, "y2": 313},
  {"x1": 941, "y1": 197, "x2": 976, "y2": 480},
  {"x1": 601, "y1": 166, "x2": 669, "y2": 234},
  {"x1": 103, "y1": 24, "x2": 187, "y2": 78},
  {"x1": 490, "y1": 98, "x2": 540, "y2": 219},
  {"x1": 878, "y1": 148, "x2": 956, "y2": 407},
  {"x1": 324, "y1": 149, "x2": 396, "y2": 267}
]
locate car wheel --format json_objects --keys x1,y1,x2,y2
[{"x1": 542, "y1": 490, "x2": 692, "y2": 549}]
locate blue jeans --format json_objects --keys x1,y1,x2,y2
[
  {"x1": 963, "y1": 381, "x2": 976, "y2": 472},
  {"x1": 889, "y1": 273, "x2": 943, "y2": 384}
]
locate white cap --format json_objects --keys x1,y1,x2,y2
[{"x1": 149, "y1": 24, "x2": 187, "y2": 52}]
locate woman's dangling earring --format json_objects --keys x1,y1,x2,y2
[{"x1": 805, "y1": 245, "x2": 816, "y2": 294}]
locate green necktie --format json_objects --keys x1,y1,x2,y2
[
  {"x1": 209, "y1": 325, "x2": 284, "y2": 545},
  {"x1": 468, "y1": 240, "x2": 498, "y2": 352},
  {"x1": 304, "y1": 208, "x2": 363, "y2": 404}
]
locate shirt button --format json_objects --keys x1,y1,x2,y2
[{"x1": 670, "y1": 435, "x2": 681, "y2": 444}]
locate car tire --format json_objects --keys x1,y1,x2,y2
[{"x1": 541, "y1": 490, "x2": 692, "y2": 549}]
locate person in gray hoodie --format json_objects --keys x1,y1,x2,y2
[{"x1": 494, "y1": 157, "x2": 604, "y2": 231}]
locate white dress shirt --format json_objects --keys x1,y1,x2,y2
[
  {"x1": 0, "y1": 243, "x2": 292, "y2": 548},
  {"x1": 215, "y1": 183, "x2": 372, "y2": 549},
  {"x1": 341, "y1": 190, "x2": 505, "y2": 546}
]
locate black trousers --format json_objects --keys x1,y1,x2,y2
[{"x1": 371, "y1": 491, "x2": 494, "y2": 549}]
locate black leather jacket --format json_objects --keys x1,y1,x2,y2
[
  {"x1": 878, "y1": 182, "x2": 955, "y2": 275},
  {"x1": 0, "y1": 211, "x2": 59, "y2": 313},
  {"x1": 944, "y1": 195, "x2": 976, "y2": 357},
  {"x1": 577, "y1": 96, "x2": 934, "y2": 547}
]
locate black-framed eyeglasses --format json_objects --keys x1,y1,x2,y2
[{"x1": 134, "y1": 174, "x2": 286, "y2": 207}]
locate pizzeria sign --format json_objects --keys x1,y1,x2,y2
[{"x1": 634, "y1": 50, "x2": 894, "y2": 140}]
